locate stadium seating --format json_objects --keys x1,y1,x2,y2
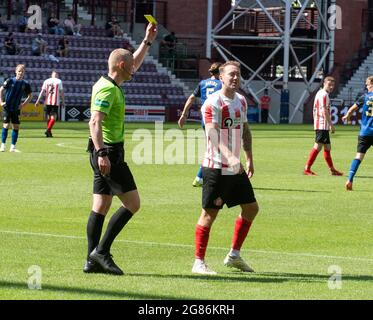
[{"x1": 0, "y1": 27, "x2": 186, "y2": 112}]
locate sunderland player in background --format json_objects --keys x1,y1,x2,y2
[
  {"x1": 35, "y1": 71, "x2": 65, "y2": 137},
  {"x1": 342, "y1": 76, "x2": 373, "y2": 191},
  {"x1": 303, "y1": 76, "x2": 343, "y2": 176},
  {"x1": 0, "y1": 64, "x2": 32, "y2": 152},
  {"x1": 178, "y1": 62, "x2": 222, "y2": 187},
  {"x1": 192, "y1": 61, "x2": 259, "y2": 275}
]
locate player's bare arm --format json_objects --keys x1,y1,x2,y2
[
  {"x1": 20, "y1": 93, "x2": 32, "y2": 109},
  {"x1": 178, "y1": 94, "x2": 196, "y2": 128},
  {"x1": 133, "y1": 23, "x2": 157, "y2": 72},
  {"x1": 89, "y1": 110, "x2": 111, "y2": 176},
  {"x1": 342, "y1": 103, "x2": 359, "y2": 123},
  {"x1": 35, "y1": 89, "x2": 45, "y2": 106},
  {"x1": 0, "y1": 86, "x2": 5, "y2": 107},
  {"x1": 324, "y1": 105, "x2": 335, "y2": 133},
  {"x1": 242, "y1": 122, "x2": 254, "y2": 177},
  {"x1": 205, "y1": 122, "x2": 242, "y2": 173}
]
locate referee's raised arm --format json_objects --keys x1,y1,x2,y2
[{"x1": 133, "y1": 23, "x2": 157, "y2": 72}]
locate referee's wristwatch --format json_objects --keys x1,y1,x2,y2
[
  {"x1": 96, "y1": 148, "x2": 109, "y2": 157},
  {"x1": 143, "y1": 39, "x2": 152, "y2": 46}
]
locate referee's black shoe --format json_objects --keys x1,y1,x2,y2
[
  {"x1": 89, "y1": 248, "x2": 124, "y2": 275},
  {"x1": 83, "y1": 258, "x2": 104, "y2": 274}
]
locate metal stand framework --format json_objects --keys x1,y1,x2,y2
[{"x1": 207, "y1": 0, "x2": 335, "y2": 123}]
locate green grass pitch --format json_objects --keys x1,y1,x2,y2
[{"x1": 0, "y1": 121, "x2": 372, "y2": 300}]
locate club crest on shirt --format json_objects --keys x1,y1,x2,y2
[
  {"x1": 223, "y1": 117, "x2": 233, "y2": 128},
  {"x1": 223, "y1": 117, "x2": 241, "y2": 128}
]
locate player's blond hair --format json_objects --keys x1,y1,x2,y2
[
  {"x1": 15, "y1": 64, "x2": 25, "y2": 72},
  {"x1": 219, "y1": 60, "x2": 241, "y2": 74},
  {"x1": 366, "y1": 76, "x2": 373, "y2": 85}
]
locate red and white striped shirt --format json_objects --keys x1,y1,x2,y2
[
  {"x1": 42, "y1": 77, "x2": 63, "y2": 106},
  {"x1": 313, "y1": 88, "x2": 331, "y2": 130},
  {"x1": 201, "y1": 91, "x2": 248, "y2": 170}
]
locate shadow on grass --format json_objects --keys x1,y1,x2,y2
[
  {"x1": 259, "y1": 272, "x2": 373, "y2": 282},
  {"x1": 2, "y1": 271, "x2": 372, "y2": 299},
  {"x1": 254, "y1": 187, "x2": 330, "y2": 193},
  {"x1": 0, "y1": 279, "x2": 191, "y2": 300},
  {"x1": 125, "y1": 271, "x2": 373, "y2": 284},
  {"x1": 355, "y1": 175, "x2": 373, "y2": 179}
]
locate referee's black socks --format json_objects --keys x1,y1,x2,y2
[
  {"x1": 96, "y1": 207, "x2": 133, "y2": 254},
  {"x1": 87, "y1": 211, "x2": 105, "y2": 258}
]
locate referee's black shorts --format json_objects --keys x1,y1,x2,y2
[
  {"x1": 202, "y1": 167, "x2": 256, "y2": 210},
  {"x1": 315, "y1": 130, "x2": 330, "y2": 144},
  {"x1": 89, "y1": 142, "x2": 137, "y2": 196}
]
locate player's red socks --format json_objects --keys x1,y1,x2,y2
[
  {"x1": 47, "y1": 118, "x2": 55, "y2": 131},
  {"x1": 232, "y1": 217, "x2": 252, "y2": 250},
  {"x1": 323, "y1": 150, "x2": 334, "y2": 169},
  {"x1": 305, "y1": 148, "x2": 319, "y2": 170},
  {"x1": 195, "y1": 224, "x2": 210, "y2": 260}
]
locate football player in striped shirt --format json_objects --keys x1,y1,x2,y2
[
  {"x1": 303, "y1": 76, "x2": 343, "y2": 176},
  {"x1": 342, "y1": 76, "x2": 373, "y2": 190},
  {"x1": 35, "y1": 71, "x2": 65, "y2": 137},
  {"x1": 192, "y1": 61, "x2": 259, "y2": 275}
]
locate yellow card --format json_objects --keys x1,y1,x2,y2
[{"x1": 144, "y1": 14, "x2": 158, "y2": 25}]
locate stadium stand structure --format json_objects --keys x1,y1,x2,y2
[
  {"x1": 336, "y1": 49, "x2": 373, "y2": 105},
  {"x1": 0, "y1": 25, "x2": 187, "y2": 118}
]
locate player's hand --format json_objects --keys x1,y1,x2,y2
[
  {"x1": 98, "y1": 155, "x2": 111, "y2": 177},
  {"x1": 228, "y1": 156, "x2": 243, "y2": 175},
  {"x1": 178, "y1": 114, "x2": 186, "y2": 129},
  {"x1": 0, "y1": 101, "x2": 5, "y2": 107},
  {"x1": 35, "y1": 103, "x2": 39, "y2": 108},
  {"x1": 330, "y1": 125, "x2": 335, "y2": 134},
  {"x1": 342, "y1": 114, "x2": 350, "y2": 123},
  {"x1": 246, "y1": 162, "x2": 254, "y2": 178},
  {"x1": 145, "y1": 23, "x2": 157, "y2": 42}
]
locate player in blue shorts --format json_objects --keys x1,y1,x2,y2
[
  {"x1": 0, "y1": 64, "x2": 32, "y2": 152},
  {"x1": 342, "y1": 76, "x2": 373, "y2": 191},
  {"x1": 178, "y1": 62, "x2": 222, "y2": 187}
]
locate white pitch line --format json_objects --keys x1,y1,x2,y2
[
  {"x1": 56, "y1": 143, "x2": 85, "y2": 150},
  {"x1": 1, "y1": 229, "x2": 373, "y2": 263}
]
